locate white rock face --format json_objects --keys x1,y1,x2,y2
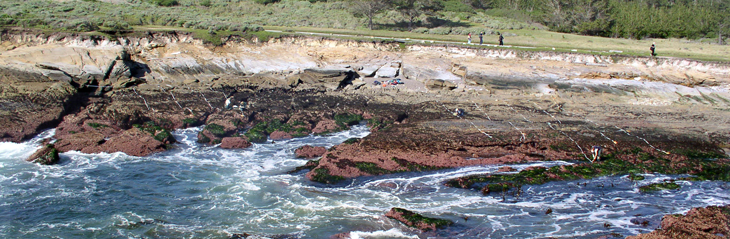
[
  {"x1": 358, "y1": 65, "x2": 381, "y2": 77},
  {"x1": 376, "y1": 66, "x2": 399, "y2": 78}
]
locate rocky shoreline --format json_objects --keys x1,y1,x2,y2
[{"x1": 2, "y1": 29, "x2": 729, "y2": 237}]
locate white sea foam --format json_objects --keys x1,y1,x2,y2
[{"x1": 348, "y1": 228, "x2": 418, "y2": 239}]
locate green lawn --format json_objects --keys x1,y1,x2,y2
[
  {"x1": 107, "y1": 25, "x2": 730, "y2": 62},
  {"x1": 265, "y1": 26, "x2": 730, "y2": 62}
]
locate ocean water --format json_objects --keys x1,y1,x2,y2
[{"x1": 1, "y1": 125, "x2": 729, "y2": 239}]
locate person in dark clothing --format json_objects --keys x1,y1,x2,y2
[
  {"x1": 479, "y1": 32, "x2": 484, "y2": 45},
  {"x1": 498, "y1": 33, "x2": 504, "y2": 46},
  {"x1": 650, "y1": 43, "x2": 656, "y2": 56}
]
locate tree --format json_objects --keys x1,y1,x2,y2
[
  {"x1": 393, "y1": 0, "x2": 442, "y2": 30},
  {"x1": 349, "y1": 0, "x2": 392, "y2": 30}
]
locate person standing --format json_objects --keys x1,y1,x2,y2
[
  {"x1": 498, "y1": 33, "x2": 504, "y2": 46},
  {"x1": 479, "y1": 32, "x2": 484, "y2": 45},
  {"x1": 591, "y1": 146, "x2": 602, "y2": 162},
  {"x1": 468, "y1": 33, "x2": 472, "y2": 44},
  {"x1": 650, "y1": 42, "x2": 656, "y2": 56}
]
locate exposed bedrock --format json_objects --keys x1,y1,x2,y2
[
  {"x1": 627, "y1": 205, "x2": 730, "y2": 239},
  {"x1": 1, "y1": 30, "x2": 728, "y2": 164}
]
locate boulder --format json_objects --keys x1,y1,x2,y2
[
  {"x1": 220, "y1": 137, "x2": 252, "y2": 149},
  {"x1": 296, "y1": 68, "x2": 357, "y2": 90},
  {"x1": 311, "y1": 120, "x2": 339, "y2": 135},
  {"x1": 197, "y1": 118, "x2": 239, "y2": 145},
  {"x1": 107, "y1": 59, "x2": 132, "y2": 81},
  {"x1": 358, "y1": 65, "x2": 381, "y2": 77},
  {"x1": 94, "y1": 128, "x2": 167, "y2": 156},
  {"x1": 295, "y1": 145, "x2": 327, "y2": 158},
  {"x1": 54, "y1": 131, "x2": 107, "y2": 152},
  {"x1": 425, "y1": 79, "x2": 457, "y2": 91},
  {"x1": 451, "y1": 63, "x2": 467, "y2": 77},
  {"x1": 347, "y1": 79, "x2": 367, "y2": 90},
  {"x1": 269, "y1": 131, "x2": 293, "y2": 140},
  {"x1": 375, "y1": 66, "x2": 399, "y2": 78},
  {"x1": 26, "y1": 144, "x2": 60, "y2": 165}
]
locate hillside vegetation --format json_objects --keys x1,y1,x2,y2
[{"x1": 1, "y1": 0, "x2": 727, "y2": 43}]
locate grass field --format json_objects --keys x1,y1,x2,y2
[{"x1": 264, "y1": 26, "x2": 730, "y2": 62}]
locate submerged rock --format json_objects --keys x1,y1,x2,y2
[{"x1": 26, "y1": 144, "x2": 60, "y2": 165}]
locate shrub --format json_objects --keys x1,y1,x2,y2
[
  {"x1": 152, "y1": 0, "x2": 179, "y2": 7},
  {"x1": 102, "y1": 20, "x2": 131, "y2": 31},
  {"x1": 254, "y1": 0, "x2": 280, "y2": 5}
]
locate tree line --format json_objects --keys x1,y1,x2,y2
[
  {"x1": 1, "y1": 0, "x2": 728, "y2": 43},
  {"x1": 346, "y1": 0, "x2": 729, "y2": 42}
]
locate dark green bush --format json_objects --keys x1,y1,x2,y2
[
  {"x1": 254, "y1": 0, "x2": 280, "y2": 5},
  {"x1": 152, "y1": 0, "x2": 179, "y2": 7}
]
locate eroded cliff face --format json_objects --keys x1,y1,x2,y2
[{"x1": 0, "y1": 31, "x2": 403, "y2": 144}]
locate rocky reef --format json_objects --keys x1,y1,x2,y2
[
  {"x1": 2, "y1": 28, "x2": 729, "y2": 237},
  {"x1": 627, "y1": 205, "x2": 730, "y2": 239}
]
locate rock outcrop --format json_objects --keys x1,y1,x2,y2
[
  {"x1": 295, "y1": 145, "x2": 327, "y2": 159},
  {"x1": 26, "y1": 144, "x2": 61, "y2": 165},
  {"x1": 627, "y1": 205, "x2": 730, "y2": 239}
]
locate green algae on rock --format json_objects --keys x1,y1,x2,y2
[
  {"x1": 134, "y1": 121, "x2": 176, "y2": 144},
  {"x1": 446, "y1": 147, "x2": 729, "y2": 195},
  {"x1": 639, "y1": 182, "x2": 681, "y2": 192},
  {"x1": 26, "y1": 144, "x2": 61, "y2": 165},
  {"x1": 385, "y1": 207, "x2": 453, "y2": 232}
]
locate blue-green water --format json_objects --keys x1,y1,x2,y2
[{"x1": 1, "y1": 126, "x2": 729, "y2": 238}]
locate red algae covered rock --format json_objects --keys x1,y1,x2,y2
[
  {"x1": 55, "y1": 128, "x2": 167, "y2": 156},
  {"x1": 627, "y1": 205, "x2": 730, "y2": 239},
  {"x1": 220, "y1": 137, "x2": 252, "y2": 149},
  {"x1": 269, "y1": 131, "x2": 293, "y2": 140},
  {"x1": 305, "y1": 125, "x2": 571, "y2": 184},
  {"x1": 295, "y1": 145, "x2": 327, "y2": 158},
  {"x1": 312, "y1": 120, "x2": 339, "y2": 135},
  {"x1": 94, "y1": 128, "x2": 167, "y2": 156}
]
